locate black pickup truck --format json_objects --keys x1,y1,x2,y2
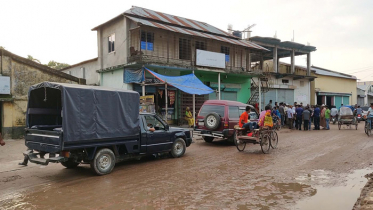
[{"x1": 23, "y1": 82, "x2": 192, "y2": 175}]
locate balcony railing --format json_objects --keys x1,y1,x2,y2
[{"x1": 128, "y1": 54, "x2": 263, "y2": 74}]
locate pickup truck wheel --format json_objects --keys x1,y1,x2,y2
[
  {"x1": 202, "y1": 136, "x2": 214, "y2": 143},
  {"x1": 170, "y1": 138, "x2": 186, "y2": 158},
  {"x1": 90, "y1": 148, "x2": 116, "y2": 176},
  {"x1": 61, "y1": 159, "x2": 80, "y2": 169}
]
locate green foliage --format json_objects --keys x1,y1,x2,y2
[
  {"x1": 25, "y1": 55, "x2": 70, "y2": 70},
  {"x1": 27, "y1": 55, "x2": 41, "y2": 64},
  {"x1": 46, "y1": 60, "x2": 70, "y2": 70}
]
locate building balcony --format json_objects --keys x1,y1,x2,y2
[{"x1": 127, "y1": 54, "x2": 263, "y2": 75}]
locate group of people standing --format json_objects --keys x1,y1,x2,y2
[{"x1": 267, "y1": 100, "x2": 331, "y2": 131}]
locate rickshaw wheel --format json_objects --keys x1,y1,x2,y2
[
  {"x1": 234, "y1": 131, "x2": 246, "y2": 152},
  {"x1": 270, "y1": 131, "x2": 278, "y2": 149},
  {"x1": 355, "y1": 123, "x2": 358, "y2": 130},
  {"x1": 260, "y1": 133, "x2": 271, "y2": 154},
  {"x1": 338, "y1": 122, "x2": 341, "y2": 130},
  {"x1": 365, "y1": 123, "x2": 368, "y2": 134}
]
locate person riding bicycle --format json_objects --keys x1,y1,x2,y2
[{"x1": 366, "y1": 103, "x2": 373, "y2": 128}]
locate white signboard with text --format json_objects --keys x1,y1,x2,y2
[
  {"x1": 0, "y1": 76, "x2": 10, "y2": 94},
  {"x1": 196, "y1": 49, "x2": 225, "y2": 69}
]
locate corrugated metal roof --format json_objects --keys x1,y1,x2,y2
[
  {"x1": 357, "y1": 85, "x2": 368, "y2": 90},
  {"x1": 124, "y1": 6, "x2": 235, "y2": 38},
  {"x1": 311, "y1": 66, "x2": 357, "y2": 80},
  {"x1": 126, "y1": 16, "x2": 268, "y2": 51}
]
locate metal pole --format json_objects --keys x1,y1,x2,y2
[
  {"x1": 259, "y1": 78, "x2": 261, "y2": 112},
  {"x1": 192, "y1": 70, "x2": 196, "y2": 128},
  {"x1": 165, "y1": 83, "x2": 168, "y2": 121},
  {"x1": 218, "y1": 73, "x2": 221, "y2": 100},
  {"x1": 142, "y1": 81, "x2": 145, "y2": 96}
]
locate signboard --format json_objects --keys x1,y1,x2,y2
[
  {"x1": 196, "y1": 49, "x2": 225, "y2": 69},
  {"x1": 0, "y1": 76, "x2": 10, "y2": 94},
  {"x1": 140, "y1": 95, "x2": 154, "y2": 104}
]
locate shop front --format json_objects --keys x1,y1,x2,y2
[
  {"x1": 316, "y1": 92, "x2": 351, "y2": 108},
  {"x1": 134, "y1": 79, "x2": 178, "y2": 124},
  {"x1": 125, "y1": 67, "x2": 214, "y2": 125}
]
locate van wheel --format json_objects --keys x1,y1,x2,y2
[
  {"x1": 90, "y1": 148, "x2": 116, "y2": 176},
  {"x1": 202, "y1": 136, "x2": 214, "y2": 143},
  {"x1": 170, "y1": 138, "x2": 186, "y2": 158},
  {"x1": 61, "y1": 159, "x2": 80, "y2": 168}
]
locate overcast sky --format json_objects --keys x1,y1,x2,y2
[{"x1": 1, "y1": 0, "x2": 372, "y2": 80}]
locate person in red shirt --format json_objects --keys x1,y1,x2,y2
[{"x1": 239, "y1": 106, "x2": 257, "y2": 131}]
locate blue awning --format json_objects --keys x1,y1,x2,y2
[{"x1": 145, "y1": 68, "x2": 214, "y2": 95}]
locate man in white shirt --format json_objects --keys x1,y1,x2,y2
[
  {"x1": 367, "y1": 103, "x2": 373, "y2": 128},
  {"x1": 288, "y1": 105, "x2": 294, "y2": 129}
]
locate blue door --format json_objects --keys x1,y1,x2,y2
[
  {"x1": 335, "y1": 96, "x2": 342, "y2": 108},
  {"x1": 342, "y1": 96, "x2": 350, "y2": 105}
]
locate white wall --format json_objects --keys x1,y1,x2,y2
[
  {"x1": 99, "y1": 17, "x2": 129, "y2": 70},
  {"x1": 293, "y1": 79, "x2": 310, "y2": 105},
  {"x1": 101, "y1": 69, "x2": 132, "y2": 90},
  {"x1": 254, "y1": 75, "x2": 311, "y2": 104},
  {"x1": 62, "y1": 59, "x2": 99, "y2": 85}
]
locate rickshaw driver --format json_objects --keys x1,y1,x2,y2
[
  {"x1": 239, "y1": 106, "x2": 257, "y2": 131},
  {"x1": 366, "y1": 103, "x2": 373, "y2": 129}
]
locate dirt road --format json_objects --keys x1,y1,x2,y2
[{"x1": 1, "y1": 123, "x2": 373, "y2": 209}]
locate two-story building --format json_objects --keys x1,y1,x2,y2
[
  {"x1": 248, "y1": 37, "x2": 317, "y2": 107},
  {"x1": 357, "y1": 81, "x2": 373, "y2": 106},
  {"x1": 62, "y1": 6, "x2": 269, "y2": 123}
]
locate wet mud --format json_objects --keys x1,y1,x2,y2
[{"x1": 1, "y1": 123, "x2": 373, "y2": 209}]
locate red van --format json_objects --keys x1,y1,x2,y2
[{"x1": 195, "y1": 100, "x2": 259, "y2": 143}]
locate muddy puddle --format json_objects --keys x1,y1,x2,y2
[{"x1": 293, "y1": 168, "x2": 371, "y2": 210}]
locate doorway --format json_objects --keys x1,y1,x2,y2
[
  {"x1": 326, "y1": 96, "x2": 332, "y2": 108},
  {"x1": 317, "y1": 95, "x2": 323, "y2": 105}
]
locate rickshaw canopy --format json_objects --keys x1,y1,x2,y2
[{"x1": 339, "y1": 107, "x2": 354, "y2": 116}]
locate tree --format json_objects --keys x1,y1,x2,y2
[
  {"x1": 0, "y1": 46, "x2": 4, "y2": 50},
  {"x1": 27, "y1": 55, "x2": 41, "y2": 64},
  {"x1": 46, "y1": 60, "x2": 70, "y2": 70}
]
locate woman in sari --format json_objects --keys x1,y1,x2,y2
[
  {"x1": 320, "y1": 105, "x2": 326, "y2": 129},
  {"x1": 185, "y1": 107, "x2": 194, "y2": 127}
]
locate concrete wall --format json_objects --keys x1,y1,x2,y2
[
  {"x1": 313, "y1": 74, "x2": 357, "y2": 105},
  {"x1": 101, "y1": 68, "x2": 132, "y2": 90},
  {"x1": 99, "y1": 17, "x2": 129, "y2": 70},
  {"x1": 0, "y1": 53, "x2": 79, "y2": 139},
  {"x1": 62, "y1": 59, "x2": 99, "y2": 85},
  {"x1": 264, "y1": 60, "x2": 307, "y2": 75},
  {"x1": 129, "y1": 25, "x2": 250, "y2": 70},
  {"x1": 254, "y1": 75, "x2": 310, "y2": 105}
]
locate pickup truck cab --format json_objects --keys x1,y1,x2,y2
[{"x1": 23, "y1": 82, "x2": 192, "y2": 175}]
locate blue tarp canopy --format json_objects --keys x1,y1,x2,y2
[{"x1": 145, "y1": 68, "x2": 214, "y2": 95}]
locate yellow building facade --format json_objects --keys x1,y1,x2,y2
[{"x1": 310, "y1": 66, "x2": 357, "y2": 107}]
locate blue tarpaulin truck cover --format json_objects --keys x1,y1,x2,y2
[{"x1": 27, "y1": 82, "x2": 140, "y2": 142}]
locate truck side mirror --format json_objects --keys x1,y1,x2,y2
[{"x1": 165, "y1": 124, "x2": 169, "y2": 131}]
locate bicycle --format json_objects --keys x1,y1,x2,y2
[{"x1": 365, "y1": 116, "x2": 372, "y2": 136}]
